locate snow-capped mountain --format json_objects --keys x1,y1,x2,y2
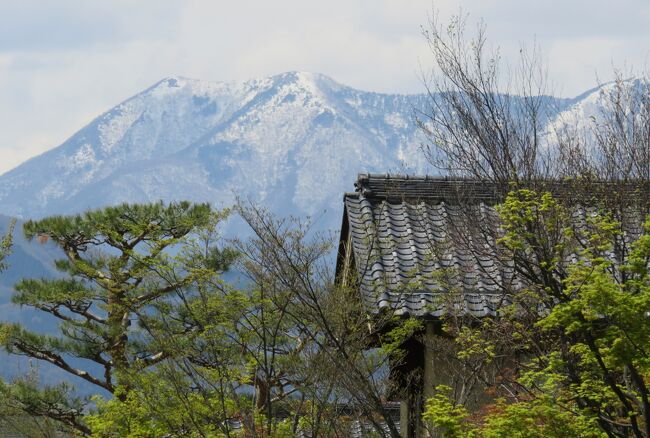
[
  {"x1": 0, "y1": 71, "x2": 626, "y2": 232},
  {"x1": 0, "y1": 72, "x2": 438, "y2": 230}
]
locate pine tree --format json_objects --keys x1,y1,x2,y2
[
  {"x1": 0, "y1": 218, "x2": 13, "y2": 271},
  {"x1": 0, "y1": 202, "x2": 228, "y2": 435}
]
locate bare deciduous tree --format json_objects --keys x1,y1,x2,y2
[{"x1": 415, "y1": 11, "x2": 650, "y2": 437}]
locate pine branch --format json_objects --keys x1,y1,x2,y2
[{"x1": 10, "y1": 339, "x2": 114, "y2": 393}]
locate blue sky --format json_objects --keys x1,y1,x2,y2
[{"x1": 1, "y1": 0, "x2": 649, "y2": 174}]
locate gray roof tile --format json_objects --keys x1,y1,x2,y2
[
  {"x1": 345, "y1": 194, "x2": 506, "y2": 317},
  {"x1": 340, "y1": 174, "x2": 647, "y2": 318}
]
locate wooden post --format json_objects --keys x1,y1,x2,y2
[
  {"x1": 394, "y1": 322, "x2": 441, "y2": 437},
  {"x1": 400, "y1": 386, "x2": 422, "y2": 438},
  {"x1": 394, "y1": 335, "x2": 424, "y2": 438},
  {"x1": 421, "y1": 321, "x2": 438, "y2": 438},
  {"x1": 423, "y1": 321, "x2": 436, "y2": 401},
  {"x1": 400, "y1": 399, "x2": 410, "y2": 438}
]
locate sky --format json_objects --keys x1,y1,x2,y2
[{"x1": 0, "y1": 0, "x2": 649, "y2": 175}]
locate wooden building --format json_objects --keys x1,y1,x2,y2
[{"x1": 335, "y1": 173, "x2": 647, "y2": 437}]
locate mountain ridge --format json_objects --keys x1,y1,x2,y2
[
  {"x1": 0, "y1": 71, "x2": 434, "y2": 226},
  {"x1": 0, "y1": 71, "x2": 627, "y2": 228}
]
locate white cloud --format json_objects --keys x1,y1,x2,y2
[{"x1": 0, "y1": 0, "x2": 649, "y2": 174}]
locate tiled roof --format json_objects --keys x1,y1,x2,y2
[
  {"x1": 339, "y1": 173, "x2": 647, "y2": 318},
  {"x1": 353, "y1": 173, "x2": 504, "y2": 202}
]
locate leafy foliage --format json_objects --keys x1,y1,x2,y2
[
  {"x1": 1, "y1": 202, "x2": 417, "y2": 437},
  {"x1": 0, "y1": 202, "x2": 232, "y2": 435},
  {"x1": 0, "y1": 218, "x2": 14, "y2": 272},
  {"x1": 423, "y1": 386, "x2": 606, "y2": 438},
  {"x1": 426, "y1": 190, "x2": 650, "y2": 437},
  {"x1": 422, "y1": 385, "x2": 476, "y2": 437}
]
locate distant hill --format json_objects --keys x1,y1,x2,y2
[{"x1": 0, "y1": 215, "x2": 60, "y2": 325}]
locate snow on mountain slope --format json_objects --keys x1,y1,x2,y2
[
  {"x1": 3, "y1": 72, "x2": 624, "y2": 231},
  {"x1": 0, "y1": 72, "x2": 432, "y2": 229}
]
